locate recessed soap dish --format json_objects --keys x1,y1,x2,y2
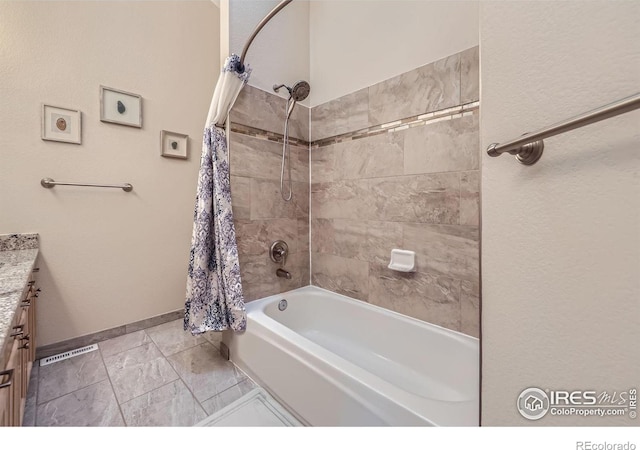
[{"x1": 388, "y1": 249, "x2": 415, "y2": 272}]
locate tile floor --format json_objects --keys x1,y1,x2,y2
[{"x1": 23, "y1": 319, "x2": 259, "y2": 426}]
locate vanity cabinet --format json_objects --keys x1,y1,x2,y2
[{"x1": 0, "y1": 268, "x2": 38, "y2": 427}]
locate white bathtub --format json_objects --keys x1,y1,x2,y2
[{"x1": 223, "y1": 286, "x2": 479, "y2": 426}]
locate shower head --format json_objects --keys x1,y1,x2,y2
[
  {"x1": 290, "y1": 80, "x2": 310, "y2": 102},
  {"x1": 284, "y1": 80, "x2": 310, "y2": 119}
]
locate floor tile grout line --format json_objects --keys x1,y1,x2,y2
[
  {"x1": 102, "y1": 336, "x2": 182, "y2": 420},
  {"x1": 197, "y1": 374, "x2": 249, "y2": 409},
  {"x1": 115, "y1": 375, "x2": 207, "y2": 422},
  {"x1": 35, "y1": 376, "x2": 108, "y2": 408},
  {"x1": 168, "y1": 341, "x2": 247, "y2": 417},
  {"x1": 99, "y1": 331, "x2": 152, "y2": 360},
  {"x1": 35, "y1": 350, "x2": 110, "y2": 407},
  {"x1": 97, "y1": 346, "x2": 127, "y2": 426}
]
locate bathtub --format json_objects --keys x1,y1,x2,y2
[{"x1": 223, "y1": 286, "x2": 479, "y2": 426}]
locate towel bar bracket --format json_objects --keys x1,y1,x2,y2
[{"x1": 488, "y1": 140, "x2": 544, "y2": 166}]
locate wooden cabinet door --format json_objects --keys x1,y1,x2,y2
[
  {"x1": 0, "y1": 365, "x2": 14, "y2": 426},
  {"x1": 0, "y1": 338, "x2": 22, "y2": 426}
]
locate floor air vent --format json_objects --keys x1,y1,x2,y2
[{"x1": 40, "y1": 344, "x2": 99, "y2": 366}]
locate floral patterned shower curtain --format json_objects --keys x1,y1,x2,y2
[{"x1": 184, "y1": 55, "x2": 250, "y2": 334}]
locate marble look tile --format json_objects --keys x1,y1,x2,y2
[
  {"x1": 311, "y1": 219, "x2": 402, "y2": 266},
  {"x1": 460, "y1": 280, "x2": 480, "y2": 338},
  {"x1": 299, "y1": 251, "x2": 311, "y2": 286},
  {"x1": 403, "y1": 113, "x2": 479, "y2": 175},
  {"x1": 293, "y1": 145, "x2": 310, "y2": 184},
  {"x1": 250, "y1": 179, "x2": 308, "y2": 220},
  {"x1": 311, "y1": 180, "x2": 371, "y2": 220},
  {"x1": 230, "y1": 176, "x2": 251, "y2": 220},
  {"x1": 460, "y1": 171, "x2": 480, "y2": 227},
  {"x1": 368, "y1": 264, "x2": 461, "y2": 331},
  {"x1": 36, "y1": 380, "x2": 123, "y2": 427},
  {"x1": 367, "y1": 221, "x2": 404, "y2": 264},
  {"x1": 124, "y1": 309, "x2": 184, "y2": 334},
  {"x1": 403, "y1": 223, "x2": 479, "y2": 282},
  {"x1": 38, "y1": 350, "x2": 108, "y2": 405},
  {"x1": 369, "y1": 54, "x2": 460, "y2": 126},
  {"x1": 230, "y1": 85, "x2": 309, "y2": 142},
  {"x1": 297, "y1": 218, "x2": 309, "y2": 254},
  {"x1": 334, "y1": 132, "x2": 404, "y2": 180},
  {"x1": 239, "y1": 252, "x2": 305, "y2": 301},
  {"x1": 103, "y1": 342, "x2": 179, "y2": 403},
  {"x1": 98, "y1": 330, "x2": 152, "y2": 358},
  {"x1": 313, "y1": 219, "x2": 368, "y2": 261},
  {"x1": 293, "y1": 181, "x2": 309, "y2": 219},
  {"x1": 369, "y1": 173, "x2": 460, "y2": 224},
  {"x1": 310, "y1": 218, "x2": 334, "y2": 254},
  {"x1": 460, "y1": 46, "x2": 480, "y2": 104},
  {"x1": 238, "y1": 254, "x2": 280, "y2": 302},
  {"x1": 146, "y1": 319, "x2": 207, "y2": 357},
  {"x1": 311, "y1": 253, "x2": 369, "y2": 301},
  {"x1": 230, "y1": 132, "x2": 281, "y2": 180},
  {"x1": 310, "y1": 145, "x2": 335, "y2": 183},
  {"x1": 167, "y1": 342, "x2": 246, "y2": 402},
  {"x1": 235, "y1": 218, "x2": 299, "y2": 258},
  {"x1": 311, "y1": 88, "x2": 368, "y2": 141},
  {"x1": 230, "y1": 133, "x2": 309, "y2": 183},
  {"x1": 200, "y1": 378, "x2": 258, "y2": 415},
  {"x1": 120, "y1": 379, "x2": 207, "y2": 427},
  {"x1": 23, "y1": 364, "x2": 39, "y2": 426},
  {"x1": 289, "y1": 100, "x2": 310, "y2": 142}
]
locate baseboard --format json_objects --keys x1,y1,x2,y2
[{"x1": 35, "y1": 309, "x2": 184, "y2": 360}]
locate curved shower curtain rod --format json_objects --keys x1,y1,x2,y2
[{"x1": 235, "y1": 0, "x2": 293, "y2": 73}]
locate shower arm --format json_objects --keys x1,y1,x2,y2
[{"x1": 236, "y1": 0, "x2": 293, "y2": 73}]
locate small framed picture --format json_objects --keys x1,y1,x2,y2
[
  {"x1": 161, "y1": 130, "x2": 189, "y2": 159},
  {"x1": 100, "y1": 85, "x2": 142, "y2": 128},
  {"x1": 41, "y1": 104, "x2": 82, "y2": 144}
]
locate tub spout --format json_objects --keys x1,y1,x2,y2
[{"x1": 276, "y1": 268, "x2": 292, "y2": 279}]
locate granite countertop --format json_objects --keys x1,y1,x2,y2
[{"x1": 0, "y1": 234, "x2": 39, "y2": 369}]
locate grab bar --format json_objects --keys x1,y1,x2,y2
[
  {"x1": 487, "y1": 93, "x2": 640, "y2": 165},
  {"x1": 40, "y1": 178, "x2": 133, "y2": 192}
]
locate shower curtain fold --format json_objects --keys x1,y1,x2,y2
[{"x1": 184, "y1": 54, "x2": 250, "y2": 334}]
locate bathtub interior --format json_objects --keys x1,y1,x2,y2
[{"x1": 260, "y1": 286, "x2": 479, "y2": 404}]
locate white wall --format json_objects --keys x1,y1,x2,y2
[
  {"x1": 0, "y1": 1, "x2": 219, "y2": 346},
  {"x1": 229, "y1": 0, "x2": 310, "y2": 105},
  {"x1": 481, "y1": 1, "x2": 639, "y2": 425},
  {"x1": 309, "y1": 1, "x2": 478, "y2": 106}
]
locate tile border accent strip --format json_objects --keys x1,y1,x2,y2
[
  {"x1": 230, "y1": 122, "x2": 309, "y2": 149},
  {"x1": 229, "y1": 101, "x2": 479, "y2": 149},
  {"x1": 35, "y1": 309, "x2": 184, "y2": 360},
  {"x1": 312, "y1": 101, "x2": 480, "y2": 149}
]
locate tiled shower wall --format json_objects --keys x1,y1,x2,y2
[
  {"x1": 310, "y1": 46, "x2": 480, "y2": 337},
  {"x1": 229, "y1": 85, "x2": 310, "y2": 301}
]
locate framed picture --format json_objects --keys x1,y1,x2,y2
[
  {"x1": 100, "y1": 85, "x2": 142, "y2": 128},
  {"x1": 41, "y1": 104, "x2": 82, "y2": 144},
  {"x1": 160, "y1": 130, "x2": 189, "y2": 159}
]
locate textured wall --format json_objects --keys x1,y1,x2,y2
[
  {"x1": 310, "y1": 48, "x2": 480, "y2": 337},
  {"x1": 481, "y1": 2, "x2": 639, "y2": 425},
  {"x1": 0, "y1": 1, "x2": 219, "y2": 346},
  {"x1": 229, "y1": 86, "x2": 310, "y2": 301}
]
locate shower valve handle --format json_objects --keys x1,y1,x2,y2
[{"x1": 269, "y1": 240, "x2": 289, "y2": 267}]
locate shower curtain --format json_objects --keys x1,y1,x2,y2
[{"x1": 184, "y1": 54, "x2": 250, "y2": 334}]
